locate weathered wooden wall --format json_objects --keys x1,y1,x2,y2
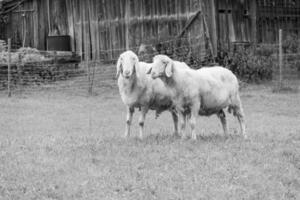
[
  {"x1": 65, "y1": 0, "x2": 209, "y2": 61},
  {"x1": 3, "y1": 0, "x2": 299, "y2": 62},
  {"x1": 0, "y1": 0, "x2": 69, "y2": 49},
  {"x1": 257, "y1": 0, "x2": 300, "y2": 43},
  {"x1": 216, "y1": 0, "x2": 252, "y2": 50}
]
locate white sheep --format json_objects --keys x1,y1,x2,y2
[
  {"x1": 116, "y1": 50, "x2": 178, "y2": 139},
  {"x1": 147, "y1": 55, "x2": 247, "y2": 140}
]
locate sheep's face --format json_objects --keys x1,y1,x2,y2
[
  {"x1": 148, "y1": 55, "x2": 173, "y2": 79},
  {"x1": 116, "y1": 51, "x2": 139, "y2": 79}
]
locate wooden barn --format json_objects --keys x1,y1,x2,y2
[{"x1": 1, "y1": 0, "x2": 300, "y2": 61}]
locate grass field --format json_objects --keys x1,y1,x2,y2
[{"x1": 0, "y1": 80, "x2": 299, "y2": 200}]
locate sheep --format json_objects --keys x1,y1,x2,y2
[
  {"x1": 147, "y1": 55, "x2": 247, "y2": 140},
  {"x1": 116, "y1": 50, "x2": 178, "y2": 139}
]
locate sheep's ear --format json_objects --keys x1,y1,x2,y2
[
  {"x1": 134, "y1": 60, "x2": 139, "y2": 77},
  {"x1": 116, "y1": 56, "x2": 122, "y2": 78},
  {"x1": 165, "y1": 60, "x2": 173, "y2": 77},
  {"x1": 146, "y1": 67, "x2": 152, "y2": 74}
]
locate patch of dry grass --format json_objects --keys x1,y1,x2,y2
[{"x1": 0, "y1": 83, "x2": 299, "y2": 200}]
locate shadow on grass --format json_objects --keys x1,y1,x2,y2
[
  {"x1": 95, "y1": 131, "x2": 247, "y2": 151},
  {"x1": 198, "y1": 133, "x2": 244, "y2": 143},
  {"x1": 108, "y1": 133, "x2": 245, "y2": 146},
  {"x1": 132, "y1": 134, "x2": 180, "y2": 145}
]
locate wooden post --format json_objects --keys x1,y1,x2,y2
[
  {"x1": 22, "y1": 12, "x2": 27, "y2": 47},
  {"x1": 17, "y1": 53, "x2": 23, "y2": 93},
  {"x1": 279, "y1": 29, "x2": 283, "y2": 89},
  {"x1": 7, "y1": 39, "x2": 11, "y2": 97}
]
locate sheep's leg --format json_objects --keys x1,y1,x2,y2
[
  {"x1": 138, "y1": 107, "x2": 148, "y2": 140},
  {"x1": 232, "y1": 95, "x2": 247, "y2": 139},
  {"x1": 179, "y1": 112, "x2": 187, "y2": 139},
  {"x1": 171, "y1": 111, "x2": 179, "y2": 137},
  {"x1": 217, "y1": 110, "x2": 229, "y2": 137},
  {"x1": 189, "y1": 106, "x2": 199, "y2": 140},
  {"x1": 236, "y1": 109, "x2": 246, "y2": 139},
  {"x1": 124, "y1": 106, "x2": 134, "y2": 138}
]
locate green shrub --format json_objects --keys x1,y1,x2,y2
[
  {"x1": 282, "y1": 34, "x2": 300, "y2": 53},
  {"x1": 218, "y1": 45, "x2": 275, "y2": 83}
]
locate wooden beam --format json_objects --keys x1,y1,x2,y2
[{"x1": 176, "y1": 10, "x2": 201, "y2": 38}]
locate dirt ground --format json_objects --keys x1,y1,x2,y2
[{"x1": 0, "y1": 81, "x2": 299, "y2": 200}]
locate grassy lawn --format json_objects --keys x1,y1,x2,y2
[{"x1": 0, "y1": 82, "x2": 299, "y2": 200}]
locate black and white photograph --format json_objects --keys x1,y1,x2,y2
[{"x1": 0, "y1": 0, "x2": 299, "y2": 199}]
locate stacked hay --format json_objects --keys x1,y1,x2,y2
[{"x1": 0, "y1": 47, "x2": 50, "y2": 65}]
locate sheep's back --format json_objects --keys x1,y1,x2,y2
[
  {"x1": 197, "y1": 66, "x2": 239, "y2": 110},
  {"x1": 198, "y1": 66, "x2": 238, "y2": 91}
]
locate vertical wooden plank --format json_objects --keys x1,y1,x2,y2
[
  {"x1": 250, "y1": 0, "x2": 257, "y2": 45},
  {"x1": 32, "y1": 0, "x2": 38, "y2": 48},
  {"x1": 88, "y1": 0, "x2": 96, "y2": 59},
  {"x1": 225, "y1": 0, "x2": 230, "y2": 50},
  {"x1": 38, "y1": 0, "x2": 47, "y2": 50},
  {"x1": 79, "y1": 0, "x2": 84, "y2": 59},
  {"x1": 210, "y1": 0, "x2": 218, "y2": 56},
  {"x1": 47, "y1": 0, "x2": 51, "y2": 35},
  {"x1": 140, "y1": 0, "x2": 144, "y2": 43},
  {"x1": 215, "y1": 0, "x2": 220, "y2": 51},
  {"x1": 66, "y1": 0, "x2": 75, "y2": 52},
  {"x1": 84, "y1": 0, "x2": 91, "y2": 60},
  {"x1": 125, "y1": 0, "x2": 130, "y2": 50},
  {"x1": 95, "y1": 0, "x2": 100, "y2": 60}
]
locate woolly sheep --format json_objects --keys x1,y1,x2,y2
[
  {"x1": 147, "y1": 55, "x2": 247, "y2": 140},
  {"x1": 116, "y1": 50, "x2": 178, "y2": 139}
]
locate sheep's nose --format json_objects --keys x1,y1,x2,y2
[
  {"x1": 124, "y1": 70, "x2": 130, "y2": 76},
  {"x1": 151, "y1": 73, "x2": 157, "y2": 79}
]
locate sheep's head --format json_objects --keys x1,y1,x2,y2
[
  {"x1": 116, "y1": 50, "x2": 139, "y2": 79},
  {"x1": 147, "y1": 55, "x2": 173, "y2": 79}
]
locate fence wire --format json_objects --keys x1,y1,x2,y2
[
  {"x1": 0, "y1": 36, "x2": 211, "y2": 96},
  {"x1": 272, "y1": 29, "x2": 300, "y2": 92},
  {"x1": 1, "y1": 30, "x2": 299, "y2": 96}
]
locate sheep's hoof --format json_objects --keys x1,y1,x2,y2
[
  {"x1": 181, "y1": 135, "x2": 188, "y2": 140},
  {"x1": 173, "y1": 131, "x2": 180, "y2": 138},
  {"x1": 223, "y1": 134, "x2": 229, "y2": 139},
  {"x1": 191, "y1": 135, "x2": 197, "y2": 141}
]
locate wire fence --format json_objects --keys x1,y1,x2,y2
[
  {"x1": 1, "y1": 29, "x2": 300, "y2": 97},
  {"x1": 271, "y1": 29, "x2": 300, "y2": 92},
  {"x1": 0, "y1": 35, "x2": 211, "y2": 96}
]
